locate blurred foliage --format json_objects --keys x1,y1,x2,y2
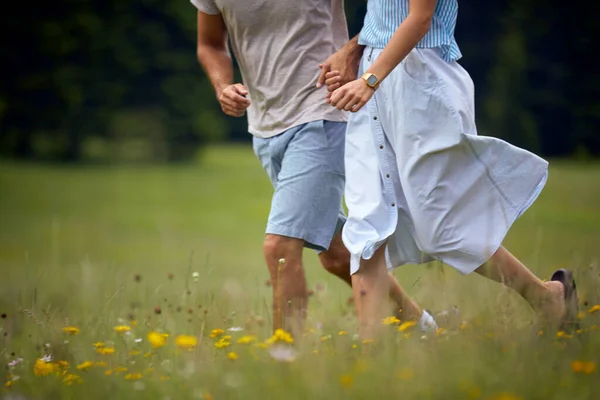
[{"x1": 0, "y1": 0, "x2": 598, "y2": 163}]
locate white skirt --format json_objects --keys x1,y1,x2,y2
[{"x1": 342, "y1": 47, "x2": 548, "y2": 275}]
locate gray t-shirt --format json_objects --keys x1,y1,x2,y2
[{"x1": 191, "y1": 0, "x2": 348, "y2": 138}]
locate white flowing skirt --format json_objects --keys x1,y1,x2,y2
[{"x1": 342, "y1": 47, "x2": 548, "y2": 275}]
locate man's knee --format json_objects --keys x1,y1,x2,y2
[{"x1": 263, "y1": 234, "x2": 303, "y2": 273}]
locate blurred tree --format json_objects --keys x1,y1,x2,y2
[{"x1": 0, "y1": 0, "x2": 598, "y2": 162}]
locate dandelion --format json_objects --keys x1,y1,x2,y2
[
  {"x1": 62, "y1": 373, "x2": 82, "y2": 385},
  {"x1": 62, "y1": 326, "x2": 80, "y2": 335},
  {"x1": 147, "y1": 331, "x2": 169, "y2": 348},
  {"x1": 382, "y1": 316, "x2": 401, "y2": 325},
  {"x1": 588, "y1": 305, "x2": 600, "y2": 313},
  {"x1": 572, "y1": 361, "x2": 596, "y2": 374},
  {"x1": 209, "y1": 329, "x2": 225, "y2": 338},
  {"x1": 227, "y1": 352, "x2": 238, "y2": 361},
  {"x1": 175, "y1": 335, "x2": 198, "y2": 350},
  {"x1": 340, "y1": 374, "x2": 353, "y2": 388},
  {"x1": 398, "y1": 321, "x2": 417, "y2": 332},
  {"x1": 33, "y1": 358, "x2": 57, "y2": 376},
  {"x1": 266, "y1": 329, "x2": 294, "y2": 345},
  {"x1": 76, "y1": 361, "x2": 95, "y2": 371},
  {"x1": 556, "y1": 331, "x2": 573, "y2": 339},
  {"x1": 114, "y1": 325, "x2": 132, "y2": 333},
  {"x1": 97, "y1": 347, "x2": 116, "y2": 355},
  {"x1": 237, "y1": 335, "x2": 257, "y2": 344},
  {"x1": 125, "y1": 373, "x2": 143, "y2": 380},
  {"x1": 215, "y1": 337, "x2": 231, "y2": 349},
  {"x1": 93, "y1": 342, "x2": 105, "y2": 348}
]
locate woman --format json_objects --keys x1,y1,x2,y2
[{"x1": 326, "y1": 0, "x2": 578, "y2": 339}]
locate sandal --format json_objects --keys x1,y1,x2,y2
[{"x1": 550, "y1": 269, "x2": 580, "y2": 332}]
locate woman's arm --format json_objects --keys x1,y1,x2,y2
[
  {"x1": 365, "y1": 0, "x2": 436, "y2": 82},
  {"x1": 328, "y1": 0, "x2": 437, "y2": 112}
]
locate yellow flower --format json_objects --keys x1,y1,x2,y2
[
  {"x1": 382, "y1": 316, "x2": 401, "y2": 325},
  {"x1": 147, "y1": 331, "x2": 169, "y2": 348},
  {"x1": 62, "y1": 373, "x2": 82, "y2": 385},
  {"x1": 96, "y1": 347, "x2": 116, "y2": 355},
  {"x1": 338, "y1": 331, "x2": 348, "y2": 336},
  {"x1": 129, "y1": 350, "x2": 141, "y2": 356},
  {"x1": 572, "y1": 360, "x2": 596, "y2": 374},
  {"x1": 556, "y1": 331, "x2": 573, "y2": 339},
  {"x1": 125, "y1": 373, "x2": 142, "y2": 380},
  {"x1": 215, "y1": 337, "x2": 231, "y2": 349},
  {"x1": 266, "y1": 329, "x2": 294, "y2": 345},
  {"x1": 227, "y1": 352, "x2": 238, "y2": 360},
  {"x1": 340, "y1": 374, "x2": 353, "y2": 388},
  {"x1": 114, "y1": 366, "x2": 128, "y2": 373},
  {"x1": 76, "y1": 361, "x2": 95, "y2": 371},
  {"x1": 93, "y1": 342, "x2": 105, "y2": 348},
  {"x1": 237, "y1": 335, "x2": 257, "y2": 344},
  {"x1": 175, "y1": 335, "x2": 198, "y2": 350},
  {"x1": 160, "y1": 375, "x2": 171, "y2": 381},
  {"x1": 460, "y1": 322, "x2": 469, "y2": 331},
  {"x1": 143, "y1": 352, "x2": 152, "y2": 358},
  {"x1": 95, "y1": 361, "x2": 108, "y2": 367},
  {"x1": 62, "y1": 326, "x2": 80, "y2": 335},
  {"x1": 254, "y1": 342, "x2": 268, "y2": 349},
  {"x1": 114, "y1": 325, "x2": 131, "y2": 333},
  {"x1": 578, "y1": 311, "x2": 585, "y2": 320},
  {"x1": 352, "y1": 344, "x2": 358, "y2": 349},
  {"x1": 362, "y1": 339, "x2": 374, "y2": 344},
  {"x1": 321, "y1": 335, "x2": 331, "y2": 342},
  {"x1": 5, "y1": 380, "x2": 14, "y2": 388},
  {"x1": 34, "y1": 358, "x2": 57, "y2": 376},
  {"x1": 398, "y1": 321, "x2": 417, "y2": 332},
  {"x1": 436, "y1": 327, "x2": 446, "y2": 336},
  {"x1": 105, "y1": 370, "x2": 113, "y2": 376},
  {"x1": 588, "y1": 305, "x2": 600, "y2": 313},
  {"x1": 210, "y1": 328, "x2": 225, "y2": 338}
]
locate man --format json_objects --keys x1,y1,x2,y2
[{"x1": 191, "y1": 0, "x2": 435, "y2": 336}]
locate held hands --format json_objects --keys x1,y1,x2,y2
[
  {"x1": 326, "y1": 73, "x2": 374, "y2": 112},
  {"x1": 317, "y1": 48, "x2": 360, "y2": 92},
  {"x1": 218, "y1": 83, "x2": 250, "y2": 117}
]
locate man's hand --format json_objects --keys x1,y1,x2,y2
[
  {"x1": 317, "y1": 49, "x2": 360, "y2": 93},
  {"x1": 218, "y1": 83, "x2": 251, "y2": 117},
  {"x1": 317, "y1": 36, "x2": 364, "y2": 92}
]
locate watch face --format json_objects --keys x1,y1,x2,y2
[{"x1": 367, "y1": 74, "x2": 378, "y2": 86}]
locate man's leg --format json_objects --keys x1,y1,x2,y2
[
  {"x1": 319, "y1": 231, "x2": 423, "y2": 322},
  {"x1": 262, "y1": 234, "x2": 307, "y2": 335}
]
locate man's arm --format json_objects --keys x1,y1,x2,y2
[{"x1": 196, "y1": 11, "x2": 249, "y2": 117}]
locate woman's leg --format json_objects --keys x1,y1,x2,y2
[
  {"x1": 352, "y1": 244, "x2": 392, "y2": 340},
  {"x1": 475, "y1": 246, "x2": 566, "y2": 324}
]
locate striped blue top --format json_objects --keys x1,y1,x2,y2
[{"x1": 358, "y1": 0, "x2": 462, "y2": 62}]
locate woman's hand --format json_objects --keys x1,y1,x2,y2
[{"x1": 327, "y1": 78, "x2": 374, "y2": 112}]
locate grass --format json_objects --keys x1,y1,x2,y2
[{"x1": 1, "y1": 145, "x2": 600, "y2": 399}]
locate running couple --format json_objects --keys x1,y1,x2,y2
[{"x1": 192, "y1": 0, "x2": 578, "y2": 340}]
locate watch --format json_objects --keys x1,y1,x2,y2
[{"x1": 361, "y1": 72, "x2": 379, "y2": 89}]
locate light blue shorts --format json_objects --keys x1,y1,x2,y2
[{"x1": 253, "y1": 120, "x2": 347, "y2": 252}]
